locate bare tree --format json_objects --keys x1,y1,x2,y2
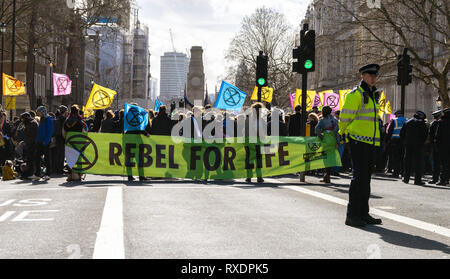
[
  {"x1": 225, "y1": 7, "x2": 296, "y2": 109},
  {"x1": 329, "y1": 0, "x2": 449, "y2": 108}
]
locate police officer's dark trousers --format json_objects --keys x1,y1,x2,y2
[
  {"x1": 403, "y1": 145, "x2": 424, "y2": 183},
  {"x1": 432, "y1": 144, "x2": 441, "y2": 182},
  {"x1": 440, "y1": 146, "x2": 450, "y2": 183},
  {"x1": 390, "y1": 139, "x2": 403, "y2": 176},
  {"x1": 347, "y1": 139, "x2": 375, "y2": 219}
]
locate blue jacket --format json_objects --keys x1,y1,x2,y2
[
  {"x1": 315, "y1": 115, "x2": 340, "y2": 143},
  {"x1": 37, "y1": 116, "x2": 54, "y2": 146}
]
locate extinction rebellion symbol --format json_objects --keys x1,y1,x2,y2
[
  {"x1": 6, "y1": 78, "x2": 21, "y2": 93},
  {"x1": 126, "y1": 107, "x2": 146, "y2": 127},
  {"x1": 67, "y1": 134, "x2": 98, "y2": 172},
  {"x1": 261, "y1": 88, "x2": 271, "y2": 100},
  {"x1": 56, "y1": 77, "x2": 69, "y2": 94},
  {"x1": 326, "y1": 95, "x2": 339, "y2": 109},
  {"x1": 308, "y1": 142, "x2": 322, "y2": 152},
  {"x1": 92, "y1": 89, "x2": 112, "y2": 108},
  {"x1": 223, "y1": 87, "x2": 242, "y2": 106}
]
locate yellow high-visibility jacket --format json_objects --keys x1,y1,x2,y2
[{"x1": 339, "y1": 82, "x2": 381, "y2": 146}]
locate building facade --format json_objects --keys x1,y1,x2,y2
[
  {"x1": 159, "y1": 52, "x2": 189, "y2": 103},
  {"x1": 300, "y1": 0, "x2": 448, "y2": 118}
]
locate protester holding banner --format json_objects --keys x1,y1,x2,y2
[
  {"x1": 288, "y1": 105, "x2": 303, "y2": 137},
  {"x1": 100, "y1": 110, "x2": 116, "y2": 133},
  {"x1": 245, "y1": 102, "x2": 266, "y2": 183},
  {"x1": 52, "y1": 106, "x2": 68, "y2": 175},
  {"x1": 64, "y1": 105, "x2": 87, "y2": 182},
  {"x1": 315, "y1": 106, "x2": 340, "y2": 183},
  {"x1": 150, "y1": 106, "x2": 173, "y2": 136}
]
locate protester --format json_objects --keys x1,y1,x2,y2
[
  {"x1": 288, "y1": 105, "x2": 302, "y2": 136},
  {"x1": 151, "y1": 106, "x2": 173, "y2": 136},
  {"x1": 306, "y1": 112, "x2": 319, "y2": 137},
  {"x1": 400, "y1": 111, "x2": 428, "y2": 185},
  {"x1": 0, "y1": 111, "x2": 13, "y2": 169},
  {"x1": 90, "y1": 109, "x2": 104, "y2": 132},
  {"x1": 100, "y1": 110, "x2": 116, "y2": 133},
  {"x1": 315, "y1": 106, "x2": 340, "y2": 183},
  {"x1": 245, "y1": 102, "x2": 266, "y2": 183},
  {"x1": 18, "y1": 112, "x2": 39, "y2": 180},
  {"x1": 267, "y1": 108, "x2": 287, "y2": 137},
  {"x1": 30, "y1": 106, "x2": 54, "y2": 181},
  {"x1": 64, "y1": 105, "x2": 87, "y2": 182},
  {"x1": 53, "y1": 105, "x2": 68, "y2": 175}
]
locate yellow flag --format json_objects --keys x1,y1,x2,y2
[
  {"x1": 294, "y1": 89, "x2": 316, "y2": 111},
  {"x1": 83, "y1": 106, "x2": 95, "y2": 118},
  {"x1": 5, "y1": 96, "x2": 16, "y2": 110},
  {"x1": 385, "y1": 101, "x2": 392, "y2": 115},
  {"x1": 339, "y1": 90, "x2": 352, "y2": 110},
  {"x1": 378, "y1": 91, "x2": 387, "y2": 118},
  {"x1": 85, "y1": 83, "x2": 117, "y2": 110},
  {"x1": 3, "y1": 73, "x2": 26, "y2": 96},
  {"x1": 251, "y1": 86, "x2": 273, "y2": 103}
]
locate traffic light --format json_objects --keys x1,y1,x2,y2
[
  {"x1": 303, "y1": 30, "x2": 315, "y2": 72},
  {"x1": 397, "y1": 50, "x2": 413, "y2": 86},
  {"x1": 256, "y1": 51, "x2": 268, "y2": 87},
  {"x1": 292, "y1": 29, "x2": 315, "y2": 74}
]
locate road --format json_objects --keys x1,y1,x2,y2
[{"x1": 0, "y1": 173, "x2": 449, "y2": 259}]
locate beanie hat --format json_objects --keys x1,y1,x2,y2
[{"x1": 36, "y1": 106, "x2": 48, "y2": 118}]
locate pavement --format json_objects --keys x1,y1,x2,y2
[{"x1": 0, "y1": 173, "x2": 449, "y2": 259}]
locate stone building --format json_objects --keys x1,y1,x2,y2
[{"x1": 300, "y1": 0, "x2": 448, "y2": 118}]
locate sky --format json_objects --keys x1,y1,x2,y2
[{"x1": 136, "y1": 0, "x2": 310, "y2": 97}]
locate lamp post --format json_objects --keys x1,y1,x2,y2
[
  {"x1": 436, "y1": 96, "x2": 442, "y2": 110},
  {"x1": 48, "y1": 58, "x2": 54, "y2": 110},
  {"x1": 0, "y1": 22, "x2": 6, "y2": 107},
  {"x1": 10, "y1": 0, "x2": 16, "y2": 120},
  {"x1": 32, "y1": 45, "x2": 38, "y2": 109},
  {"x1": 74, "y1": 68, "x2": 79, "y2": 105}
]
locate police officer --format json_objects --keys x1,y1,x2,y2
[
  {"x1": 339, "y1": 64, "x2": 382, "y2": 228},
  {"x1": 386, "y1": 110, "x2": 407, "y2": 178},
  {"x1": 435, "y1": 108, "x2": 450, "y2": 186},
  {"x1": 400, "y1": 111, "x2": 428, "y2": 185},
  {"x1": 428, "y1": 110, "x2": 442, "y2": 184}
]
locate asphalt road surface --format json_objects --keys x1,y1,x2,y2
[{"x1": 0, "y1": 173, "x2": 449, "y2": 259}]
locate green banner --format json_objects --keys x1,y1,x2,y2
[{"x1": 65, "y1": 132, "x2": 341, "y2": 180}]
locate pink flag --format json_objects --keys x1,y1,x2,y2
[
  {"x1": 322, "y1": 92, "x2": 340, "y2": 112},
  {"x1": 290, "y1": 93, "x2": 295, "y2": 109},
  {"x1": 313, "y1": 93, "x2": 322, "y2": 108},
  {"x1": 53, "y1": 73, "x2": 72, "y2": 96}
]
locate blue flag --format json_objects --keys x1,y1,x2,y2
[
  {"x1": 154, "y1": 99, "x2": 163, "y2": 112},
  {"x1": 214, "y1": 81, "x2": 247, "y2": 111},
  {"x1": 124, "y1": 103, "x2": 149, "y2": 133}
]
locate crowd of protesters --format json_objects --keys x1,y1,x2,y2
[{"x1": 1, "y1": 102, "x2": 449, "y2": 186}]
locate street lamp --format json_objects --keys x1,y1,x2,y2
[
  {"x1": 436, "y1": 96, "x2": 442, "y2": 109},
  {"x1": 48, "y1": 57, "x2": 54, "y2": 109},
  {"x1": 32, "y1": 45, "x2": 38, "y2": 109},
  {"x1": 0, "y1": 22, "x2": 6, "y2": 107},
  {"x1": 74, "y1": 68, "x2": 80, "y2": 105}
]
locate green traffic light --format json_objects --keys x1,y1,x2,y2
[
  {"x1": 304, "y1": 60, "x2": 313, "y2": 69},
  {"x1": 258, "y1": 78, "x2": 266, "y2": 86}
]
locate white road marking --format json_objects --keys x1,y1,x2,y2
[
  {"x1": 265, "y1": 178, "x2": 450, "y2": 239},
  {"x1": 93, "y1": 187, "x2": 125, "y2": 259}
]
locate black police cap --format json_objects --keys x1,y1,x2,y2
[
  {"x1": 432, "y1": 110, "x2": 442, "y2": 117},
  {"x1": 359, "y1": 64, "x2": 380, "y2": 75}
]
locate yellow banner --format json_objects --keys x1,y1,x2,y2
[
  {"x1": 5, "y1": 96, "x2": 15, "y2": 110},
  {"x1": 294, "y1": 89, "x2": 317, "y2": 111},
  {"x1": 85, "y1": 83, "x2": 117, "y2": 110},
  {"x1": 378, "y1": 91, "x2": 387, "y2": 118},
  {"x1": 251, "y1": 86, "x2": 273, "y2": 103},
  {"x1": 3, "y1": 73, "x2": 26, "y2": 96}
]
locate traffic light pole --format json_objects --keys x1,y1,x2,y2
[
  {"x1": 401, "y1": 84, "x2": 406, "y2": 115},
  {"x1": 257, "y1": 85, "x2": 262, "y2": 103},
  {"x1": 299, "y1": 72, "x2": 308, "y2": 183}
]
